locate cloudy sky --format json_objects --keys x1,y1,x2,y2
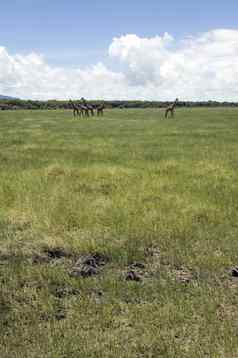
[{"x1": 0, "y1": 0, "x2": 238, "y2": 101}]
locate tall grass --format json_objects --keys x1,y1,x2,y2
[{"x1": 0, "y1": 108, "x2": 238, "y2": 357}]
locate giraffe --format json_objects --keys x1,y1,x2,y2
[
  {"x1": 86, "y1": 104, "x2": 95, "y2": 116},
  {"x1": 165, "y1": 98, "x2": 179, "y2": 119},
  {"x1": 96, "y1": 103, "x2": 105, "y2": 117},
  {"x1": 81, "y1": 97, "x2": 94, "y2": 116},
  {"x1": 79, "y1": 104, "x2": 89, "y2": 117},
  {"x1": 69, "y1": 100, "x2": 81, "y2": 118}
]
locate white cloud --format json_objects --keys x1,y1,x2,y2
[
  {"x1": 109, "y1": 29, "x2": 238, "y2": 101},
  {"x1": 0, "y1": 29, "x2": 238, "y2": 100}
]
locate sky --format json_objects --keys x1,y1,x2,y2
[{"x1": 0, "y1": 0, "x2": 238, "y2": 100}]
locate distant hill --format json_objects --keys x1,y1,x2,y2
[{"x1": 0, "y1": 94, "x2": 18, "y2": 100}]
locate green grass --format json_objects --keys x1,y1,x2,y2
[{"x1": 1, "y1": 108, "x2": 238, "y2": 357}]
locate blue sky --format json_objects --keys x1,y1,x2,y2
[
  {"x1": 0, "y1": 0, "x2": 238, "y2": 100},
  {"x1": 1, "y1": 0, "x2": 238, "y2": 67}
]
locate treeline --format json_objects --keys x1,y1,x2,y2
[{"x1": 0, "y1": 99, "x2": 238, "y2": 110}]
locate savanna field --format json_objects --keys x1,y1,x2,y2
[{"x1": 1, "y1": 108, "x2": 238, "y2": 357}]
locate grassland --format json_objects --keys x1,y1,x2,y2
[{"x1": 0, "y1": 108, "x2": 238, "y2": 357}]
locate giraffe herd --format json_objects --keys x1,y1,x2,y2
[
  {"x1": 69, "y1": 98, "x2": 105, "y2": 118},
  {"x1": 69, "y1": 98, "x2": 179, "y2": 119}
]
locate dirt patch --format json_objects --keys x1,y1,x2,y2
[
  {"x1": 71, "y1": 265, "x2": 98, "y2": 278},
  {"x1": 231, "y1": 267, "x2": 238, "y2": 277},
  {"x1": 126, "y1": 270, "x2": 142, "y2": 282},
  {"x1": 226, "y1": 277, "x2": 238, "y2": 289},
  {"x1": 144, "y1": 245, "x2": 160, "y2": 259},
  {"x1": 125, "y1": 261, "x2": 147, "y2": 282},
  {"x1": 70, "y1": 253, "x2": 109, "y2": 278},
  {"x1": 223, "y1": 268, "x2": 238, "y2": 289},
  {"x1": 130, "y1": 262, "x2": 146, "y2": 270},
  {"x1": 174, "y1": 267, "x2": 194, "y2": 283},
  {"x1": 44, "y1": 247, "x2": 71, "y2": 259}
]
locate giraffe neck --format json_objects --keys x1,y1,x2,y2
[
  {"x1": 81, "y1": 98, "x2": 87, "y2": 105},
  {"x1": 172, "y1": 101, "x2": 177, "y2": 109},
  {"x1": 70, "y1": 101, "x2": 77, "y2": 109}
]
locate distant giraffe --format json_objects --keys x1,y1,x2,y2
[
  {"x1": 79, "y1": 104, "x2": 89, "y2": 117},
  {"x1": 87, "y1": 104, "x2": 95, "y2": 116},
  {"x1": 81, "y1": 97, "x2": 94, "y2": 116},
  {"x1": 165, "y1": 98, "x2": 179, "y2": 119},
  {"x1": 96, "y1": 103, "x2": 105, "y2": 117},
  {"x1": 69, "y1": 100, "x2": 81, "y2": 118}
]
